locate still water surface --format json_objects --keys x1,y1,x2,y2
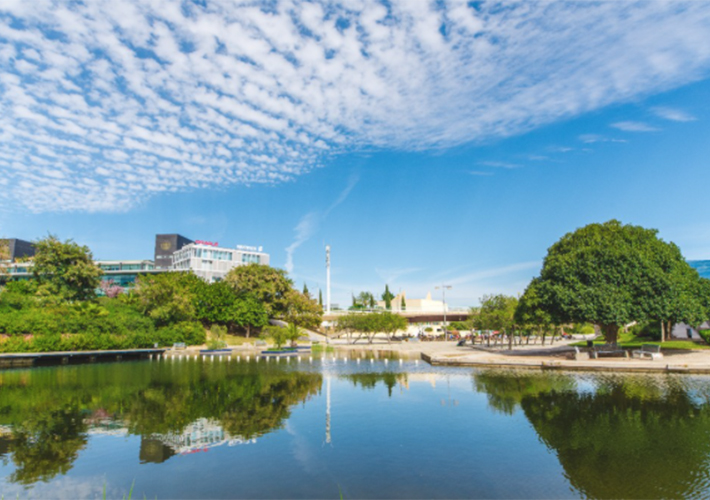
[{"x1": 1, "y1": 356, "x2": 710, "y2": 499}]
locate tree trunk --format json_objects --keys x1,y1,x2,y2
[
  {"x1": 246, "y1": 325, "x2": 251, "y2": 338},
  {"x1": 663, "y1": 321, "x2": 673, "y2": 342},
  {"x1": 508, "y1": 329, "x2": 513, "y2": 351},
  {"x1": 601, "y1": 324, "x2": 620, "y2": 346}
]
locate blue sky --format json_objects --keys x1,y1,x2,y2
[{"x1": 1, "y1": 1, "x2": 710, "y2": 307}]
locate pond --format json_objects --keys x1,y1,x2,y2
[{"x1": 1, "y1": 356, "x2": 710, "y2": 499}]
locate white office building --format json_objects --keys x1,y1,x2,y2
[{"x1": 171, "y1": 243, "x2": 270, "y2": 282}]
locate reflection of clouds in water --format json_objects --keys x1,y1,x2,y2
[
  {"x1": 1, "y1": 474, "x2": 117, "y2": 499},
  {"x1": 285, "y1": 420, "x2": 322, "y2": 477}
]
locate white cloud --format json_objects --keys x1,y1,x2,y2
[
  {"x1": 1, "y1": 1, "x2": 710, "y2": 212},
  {"x1": 579, "y1": 134, "x2": 628, "y2": 144},
  {"x1": 610, "y1": 121, "x2": 660, "y2": 132},
  {"x1": 650, "y1": 106, "x2": 697, "y2": 122},
  {"x1": 284, "y1": 174, "x2": 358, "y2": 273},
  {"x1": 469, "y1": 170, "x2": 494, "y2": 176}
]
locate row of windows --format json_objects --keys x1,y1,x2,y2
[
  {"x1": 99, "y1": 263, "x2": 154, "y2": 271},
  {"x1": 242, "y1": 254, "x2": 260, "y2": 264}
]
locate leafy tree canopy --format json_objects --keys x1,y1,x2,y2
[
  {"x1": 224, "y1": 264, "x2": 293, "y2": 316},
  {"x1": 532, "y1": 220, "x2": 707, "y2": 343},
  {"x1": 474, "y1": 294, "x2": 518, "y2": 332},
  {"x1": 32, "y1": 235, "x2": 103, "y2": 302},
  {"x1": 135, "y1": 272, "x2": 201, "y2": 327}
]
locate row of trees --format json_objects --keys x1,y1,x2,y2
[
  {"x1": 468, "y1": 220, "x2": 710, "y2": 346},
  {"x1": 334, "y1": 311, "x2": 409, "y2": 344}
]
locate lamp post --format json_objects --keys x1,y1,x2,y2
[{"x1": 435, "y1": 285, "x2": 452, "y2": 341}]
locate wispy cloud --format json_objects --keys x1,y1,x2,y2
[
  {"x1": 446, "y1": 261, "x2": 542, "y2": 287},
  {"x1": 2, "y1": 1, "x2": 710, "y2": 212},
  {"x1": 650, "y1": 106, "x2": 697, "y2": 122},
  {"x1": 610, "y1": 121, "x2": 660, "y2": 132},
  {"x1": 470, "y1": 170, "x2": 494, "y2": 176},
  {"x1": 284, "y1": 175, "x2": 358, "y2": 274},
  {"x1": 579, "y1": 134, "x2": 628, "y2": 144},
  {"x1": 548, "y1": 146, "x2": 574, "y2": 153},
  {"x1": 375, "y1": 267, "x2": 422, "y2": 285},
  {"x1": 478, "y1": 161, "x2": 521, "y2": 169},
  {"x1": 285, "y1": 212, "x2": 320, "y2": 275}
]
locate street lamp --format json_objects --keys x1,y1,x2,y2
[{"x1": 435, "y1": 285, "x2": 452, "y2": 341}]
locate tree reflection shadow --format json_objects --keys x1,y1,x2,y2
[
  {"x1": 0, "y1": 361, "x2": 321, "y2": 484},
  {"x1": 473, "y1": 370, "x2": 710, "y2": 499}
]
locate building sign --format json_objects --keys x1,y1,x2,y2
[
  {"x1": 195, "y1": 240, "x2": 219, "y2": 247},
  {"x1": 236, "y1": 245, "x2": 263, "y2": 252}
]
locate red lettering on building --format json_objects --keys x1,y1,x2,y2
[{"x1": 195, "y1": 240, "x2": 218, "y2": 247}]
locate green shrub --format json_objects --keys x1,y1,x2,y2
[
  {"x1": 699, "y1": 330, "x2": 710, "y2": 346},
  {"x1": 0, "y1": 336, "x2": 30, "y2": 353},
  {"x1": 156, "y1": 321, "x2": 206, "y2": 346}
]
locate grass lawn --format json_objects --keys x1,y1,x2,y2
[{"x1": 572, "y1": 330, "x2": 710, "y2": 350}]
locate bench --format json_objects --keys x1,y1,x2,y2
[
  {"x1": 172, "y1": 342, "x2": 186, "y2": 350},
  {"x1": 566, "y1": 346, "x2": 589, "y2": 360},
  {"x1": 591, "y1": 345, "x2": 628, "y2": 359},
  {"x1": 632, "y1": 344, "x2": 663, "y2": 360}
]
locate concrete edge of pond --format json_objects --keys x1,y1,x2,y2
[{"x1": 421, "y1": 352, "x2": 710, "y2": 374}]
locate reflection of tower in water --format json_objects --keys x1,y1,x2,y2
[{"x1": 325, "y1": 375, "x2": 331, "y2": 445}]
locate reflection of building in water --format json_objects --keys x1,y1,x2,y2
[
  {"x1": 153, "y1": 418, "x2": 256, "y2": 456},
  {"x1": 82, "y1": 417, "x2": 255, "y2": 463}
]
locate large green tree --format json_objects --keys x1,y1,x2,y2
[
  {"x1": 32, "y1": 236, "x2": 103, "y2": 302},
  {"x1": 135, "y1": 272, "x2": 201, "y2": 326},
  {"x1": 224, "y1": 264, "x2": 293, "y2": 316},
  {"x1": 224, "y1": 264, "x2": 322, "y2": 329},
  {"x1": 280, "y1": 290, "x2": 323, "y2": 331},
  {"x1": 532, "y1": 220, "x2": 707, "y2": 344},
  {"x1": 193, "y1": 281, "x2": 268, "y2": 337}
]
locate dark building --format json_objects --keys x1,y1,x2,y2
[
  {"x1": 0, "y1": 238, "x2": 36, "y2": 261},
  {"x1": 154, "y1": 234, "x2": 193, "y2": 269}
]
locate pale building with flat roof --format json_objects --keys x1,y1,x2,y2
[{"x1": 171, "y1": 242, "x2": 269, "y2": 283}]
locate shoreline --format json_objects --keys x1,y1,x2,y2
[{"x1": 2, "y1": 341, "x2": 710, "y2": 374}]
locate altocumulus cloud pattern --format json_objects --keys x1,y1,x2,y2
[{"x1": 1, "y1": 1, "x2": 710, "y2": 212}]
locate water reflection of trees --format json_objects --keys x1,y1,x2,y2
[
  {"x1": 472, "y1": 370, "x2": 575, "y2": 414},
  {"x1": 473, "y1": 370, "x2": 710, "y2": 499},
  {"x1": 341, "y1": 372, "x2": 408, "y2": 397},
  {"x1": 0, "y1": 361, "x2": 322, "y2": 484}
]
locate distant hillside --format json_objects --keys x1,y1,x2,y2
[{"x1": 689, "y1": 261, "x2": 710, "y2": 279}]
